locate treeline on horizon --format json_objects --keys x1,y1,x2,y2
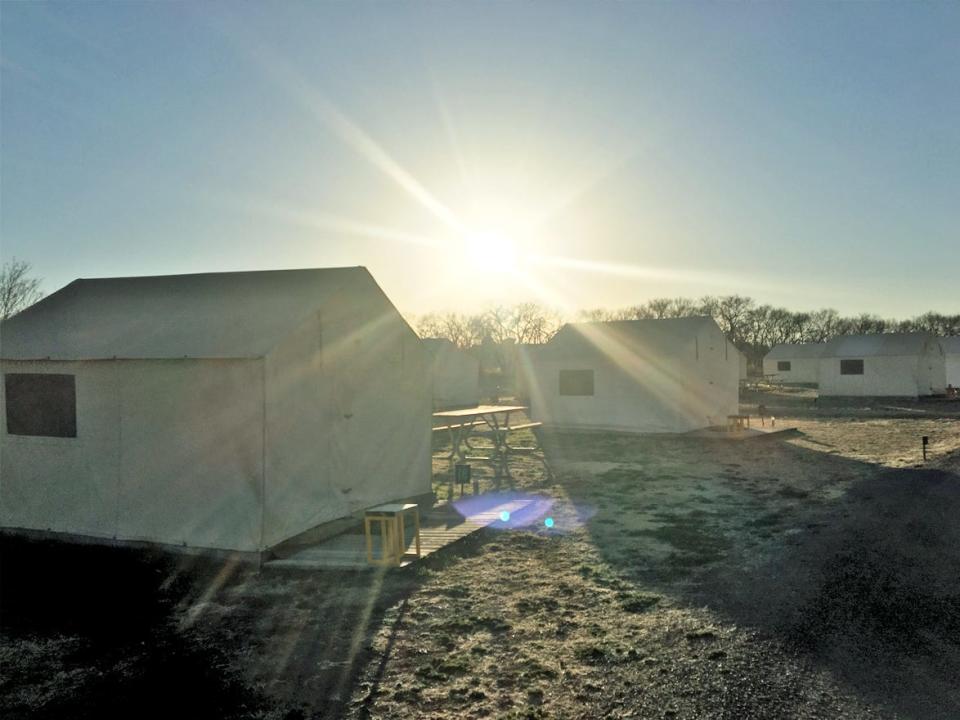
[{"x1": 415, "y1": 296, "x2": 960, "y2": 367}]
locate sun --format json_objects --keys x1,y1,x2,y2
[{"x1": 463, "y1": 229, "x2": 519, "y2": 273}]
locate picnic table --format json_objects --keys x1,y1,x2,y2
[{"x1": 432, "y1": 404, "x2": 544, "y2": 488}]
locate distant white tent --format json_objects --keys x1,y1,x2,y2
[
  {"x1": 422, "y1": 338, "x2": 480, "y2": 409},
  {"x1": 525, "y1": 317, "x2": 739, "y2": 433},
  {"x1": 762, "y1": 343, "x2": 825, "y2": 385},
  {"x1": 817, "y1": 333, "x2": 946, "y2": 399},
  {"x1": 943, "y1": 337, "x2": 960, "y2": 389},
  {"x1": 0, "y1": 267, "x2": 432, "y2": 557},
  {"x1": 738, "y1": 348, "x2": 749, "y2": 381}
]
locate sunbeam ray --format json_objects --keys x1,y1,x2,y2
[
  {"x1": 232, "y1": 198, "x2": 448, "y2": 251},
  {"x1": 213, "y1": 15, "x2": 465, "y2": 234}
]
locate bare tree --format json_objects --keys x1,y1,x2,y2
[
  {"x1": 511, "y1": 302, "x2": 563, "y2": 344},
  {"x1": 843, "y1": 313, "x2": 888, "y2": 335},
  {"x1": 0, "y1": 259, "x2": 43, "y2": 321},
  {"x1": 578, "y1": 307, "x2": 619, "y2": 322}
]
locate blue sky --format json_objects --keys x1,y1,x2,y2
[{"x1": 2, "y1": 1, "x2": 958, "y2": 317}]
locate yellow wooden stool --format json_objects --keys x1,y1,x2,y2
[{"x1": 364, "y1": 503, "x2": 421, "y2": 566}]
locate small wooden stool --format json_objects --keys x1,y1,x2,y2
[{"x1": 364, "y1": 503, "x2": 421, "y2": 566}]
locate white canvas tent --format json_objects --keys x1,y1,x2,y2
[
  {"x1": 422, "y1": 338, "x2": 480, "y2": 409},
  {"x1": 943, "y1": 337, "x2": 960, "y2": 389},
  {"x1": 738, "y1": 349, "x2": 749, "y2": 381},
  {"x1": 817, "y1": 333, "x2": 946, "y2": 399},
  {"x1": 0, "y1": 267, "x2": 432, "y2": 556},
  {"x1": 525, "y1": 317, "x2": 739, "y2": 433},
  {"x1": 762, "y1": 343, "x2": 825, "y2": 385}
]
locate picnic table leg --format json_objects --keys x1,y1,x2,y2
[
  {"x1": 492, "y1": 412, "x2": 513, "y2": 483},
  {"x1": 446, "y1": 426, "x2": 457, "y2": 460},
  {"x1": 448, "y1": 423, "x2": 470, "y2": 500},
  {"x1": 532, "y1": 426, "x2": 551, "y2": 481},
  {"x1": 407, "y1": 507, "x2": 420, "y2": 559}
]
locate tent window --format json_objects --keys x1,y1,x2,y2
[
  {"x1": 777, "y1": 361, "x2": 791, "y2": 371},
  {"x1": 840, "y1": 359, "x2": 864, "y2": 375},
  {"x1": 559, "y1": 369, "x2": 594, "y2": 396},
  {"x1": 4, "y1": 373, "x2": 77, "y2": 438}
]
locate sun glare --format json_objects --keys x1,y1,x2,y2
[{"x1": 463, "y1": 229, "x2": 519, "y2": 274}]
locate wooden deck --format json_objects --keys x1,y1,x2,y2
[{"x1": 265, "y1": 495, "x2": 536, "y2": 570}]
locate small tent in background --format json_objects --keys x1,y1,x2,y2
[
  {"x1": 526, "y1": 317, "x2": 739, "y2": 433},
  {"x1": 763, "y1": 343, "x2": 825, "y2": 385},
  {"x1": 817, "y1": 332, "x2": 946, "y2": 400},
  {"x1": 423, "y1": 338, "x2": 480, "y2": 409},
  {"x1": 943, "y1": 337, "x2": 960, "y2": 389},
  {"x1": 0, "y1": 267, "x2": 432, "y2": 558}
]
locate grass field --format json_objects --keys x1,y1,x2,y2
[{"x1": 3, "y1": 390, "x2": 959, "y2": 719}]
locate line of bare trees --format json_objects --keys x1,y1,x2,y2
[
  {"x1": 3, "y1": 259, "x2": 956, "y2": 371},
  {"x1": 414, "y1": 295, "x2": 960, "y2": 370},
  {"x1": 416, "y1": 302, "x2": 565, "y2": 348}
]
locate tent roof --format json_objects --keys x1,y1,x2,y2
[
  {"x1": 765, "y1": 343, "x2": 827, "y2": 360},
  {"x1": 820, "y1": 332, "x2": 936, "y2": 358},
  {"x1": 541, "y1": 316, "x2": 719, "y2": 357},
  {"x1": 1, "y1": 266, "x2": 378, "y2": 360}
]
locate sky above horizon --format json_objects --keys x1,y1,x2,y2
[{"x1": 2, "y1": 1, "x2": 958, "y2": 319}]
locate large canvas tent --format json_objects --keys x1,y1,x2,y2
[
  {"x1": 762, "y1": 343, "x2": 825, "y2": 385},
  {"x1": 817, "y1": 333, "x2": 946, "y2": 399},
  {"x1": 943, "y1": 337, "x2": 960, "y2": 389},
  {"x1": 0, "y1": 267, "x2": 432, "y2": 556},
  {"x1": 525, "y1": 317, "x2": 739, "y2": 433},
  {"x1": 422, "y1": 338, "x2": 480, "y2": 409}
]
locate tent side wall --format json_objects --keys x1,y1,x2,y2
[
  {"x1": 818, "y1": 355, "x2": 922, "y2": 398},
  {"x1": 761, "y1": 356, "x2": 820, "y2": 384},
  {"x1": 919, "y1": 338, "x2": 947, "y2": 395},
  {"x1": 262, "y1": 292, "x2": 432, "y2": 548},
  {"x1": 529, "y1": 322, "x2": 738, "y2": 433},
  {"x1": 1, "y1": 358, "x2": 265, "y2": 552},
  {"x1": 430, "y1": 345, "x2": 480, "y2": 409},
  {"x1": 1, "y1": 360, "x2": 121, "y2": 538},
  {"x1": 948, "y1": 352, "x2": 960, "y2": 388}
]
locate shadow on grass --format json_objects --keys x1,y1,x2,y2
[
  {"x1": 0, "y1": 500, "x2": 510, "y2": 720},
  {"x1": 544, "y1": 427, "x2": 960, "y2": 719},
  {"x1": 0, "y1": 538, "x2": 269, "y2": 719}
]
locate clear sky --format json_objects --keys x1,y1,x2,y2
[{"x1": 2, "y1": 1, "x2": 958, "y2": 318}]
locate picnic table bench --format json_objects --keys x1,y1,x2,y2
[{"x1": 432, "y1": 405, "x2": 547, "y2": 494}]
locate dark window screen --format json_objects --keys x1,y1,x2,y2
[
  {"x1": 4, "y1": 373, "x2": 77, "y2": 438},
  {"x1": 559, "y1": 369, "x2": 594, "y2": 396},
  {"x1": 840, "y1": 359, "x2": 864, "y2": 375},
  {"x1": 777, "y1": 361, "x2": 791, "y2": 371}
]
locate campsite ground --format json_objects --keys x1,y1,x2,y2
[{"x1": 3, "y1": 389, "x2": 960, "y2": 719}]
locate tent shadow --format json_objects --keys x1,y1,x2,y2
[
  {"x1": 546, "y1": 429, "x2": 960, "y2": 719},
  {"x1": 0, "y1": 529, "x2": 490, "y2": 720},
  {"x1": 0, "y1": 538, "x2": 270, "y2": 719}
]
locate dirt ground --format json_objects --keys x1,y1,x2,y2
[{"x1": 2, "y1": 390, "x2": 960, "y2": 719}]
